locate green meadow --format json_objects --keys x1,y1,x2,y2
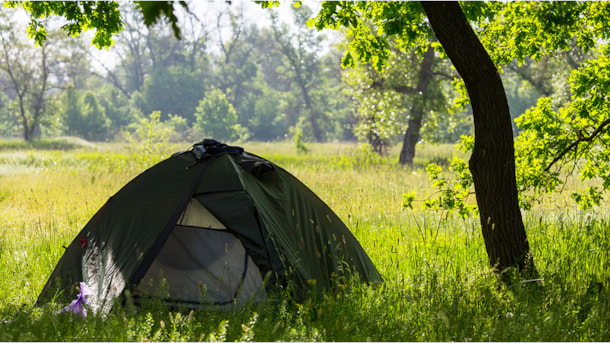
[{"x1": 0, "y1": 139, "x2": 608, "y2": 341}]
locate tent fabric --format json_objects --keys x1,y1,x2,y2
[
  {"x1": 37, "y1": 139, "x2": 382, "y2": 314},
  {"x1": 135, "y1": 225, "x2": 265, "y2": 306},
  {"x1": 178, "y1": 198, "x2": 226, "y2": 229}
]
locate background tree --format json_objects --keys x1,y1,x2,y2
[
  {"x1": 61, "y1": 86, "x2": 86, "y2": 137},
  {"x1": 207, "y1": 6, "x2": 287, "y2": 141},
  {"x1": 61, "y1": 88, "x2": 111, "y2": 141},
  {"x1": 134, "y1": 64, "x2": 206, "y2": 123},
  {"x1": 268, "y1": 5, "x2": 329, "y2": 142},
  {"x1": 81, "y1": 91, "x2": 111, "y2": 141},
  {"x1": 344, "y1": 36, "x2": 464, "y2": 161},
  {"x1": 109, "y1": 5, "x2": 150, "y2": 97},
  {"x1": 246, "y1": 83, "x2": 288, "y2": 141},
  {"x1": 52, "y1": 32, "x2": 93, "y2": 91},
  {"x1": 0, "y1": 14, "x2": 53, "y2": 141},
  {"x1": 193, "y1": 88, "x2": 241, "y2": 141},
  {"x1": 212, "y1": 7, "x2": 260, "y2": 117}
]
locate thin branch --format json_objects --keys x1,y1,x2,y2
[
  {"x1": 544, "y1": 118, "x2": 610, "y2": 172},
  {"x1": 87, "y1": 51, "x2": 132, "y2": 99},
  {"x1": 432, "y1": 70, "x2": 455, "y2": 81},
  {"x1": 370, "y1": 79, "x2": 416, "y2": 94}
]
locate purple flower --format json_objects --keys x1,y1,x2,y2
[{"x1": 56, "y1": 282, "x2": 92, "y2": 318}]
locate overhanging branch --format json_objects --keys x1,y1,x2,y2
[{"x1": 544, "y1": 118, "x2": 610, "y2": 172}]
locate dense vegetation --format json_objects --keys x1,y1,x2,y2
[{"x1": 0, "y1": 140, "x2": 608, "y2": 341}]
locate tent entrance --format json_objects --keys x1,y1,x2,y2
[{"x1": 135, "y1": 199, "x2": 266, "y2": 307}]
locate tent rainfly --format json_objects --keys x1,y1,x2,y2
[{"x1": 38, "y1": 139, "x2": 382, "y2": 313}]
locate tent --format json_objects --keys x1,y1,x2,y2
[{"x1": 38, "y1": 139, "x2": 382, "y2": 313}]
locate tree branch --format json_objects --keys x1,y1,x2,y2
[
  {"x1": 544, "y1": 118, "x2": 610, "y2": 172},
  {"x1": 369, "y1": 79, "x2": 416, "y2": 94},
  {"x1": 432, "y1": 70, "x2": 455, "y2": 81}
]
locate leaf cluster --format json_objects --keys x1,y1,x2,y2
[
  {"x1": 134, "y1": 1, "x2": 189, "y2": 41},
  {"x1": 478, "y1": 2, "x2": 610, "y2": 65},
  {"x1": 312, "y1": 2, "x2": 429, "y2": 71},
  {"x1": 514, "y1": 45, "x2": 610, "y2": 209},
  {"x1": 4, "y1": 1, "x2": 122, "y2": 48}
]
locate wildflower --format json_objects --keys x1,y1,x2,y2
[{"x1": 56, "y1": 282, "x2": 92, "y2": 319}]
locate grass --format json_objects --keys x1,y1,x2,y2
[{"x1": 0, "y1": 138, "x2": 609, "y2": 341}]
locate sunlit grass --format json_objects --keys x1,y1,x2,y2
[{"x1": 0, "y1": 139, "x2": 608, "y2": 341}]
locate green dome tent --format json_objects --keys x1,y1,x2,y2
[{"x1": 38, "y1": 139, "x2": 382, "y2": 313}]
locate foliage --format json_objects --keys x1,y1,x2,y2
[
  {"x1": 62, "y1": 89, "x2": 111, "y2": 142},
  {"x1": 4, "y1": 1, "x2": 123, "y2": 48},
  {"x1": 125, "y1": 111, "x2": 173, "y2": 165},
  {"x1": 514, "y1": 45, "x2": 610, "y2": 209},
  {"x1": 248, "y1": 85, "x2": 289, "y2": 141},
  {"x1": 420, "y1": 157, "x2": 476, "y2": 218},
  {"x1": 162, "y1": 114, "x2": 198, "y2": 143},
  {"x1": 292, "y1": 127, "x2": 308, "y2": 155},
  {"x1": 0, "y1": 93, "x2": 17, "y2": 137},
  {"x1": 193, "y1": 89, "x2": 243, "y2": 142},
  {"x1": 345, "y1": 74, "x2": 405, "y2": 146},
  {"x1": 134, "y1": 66, "x2": 206, "y2": 125},
  {"x1": 62, "y1": 87, "x2": 86, "y2": 137},
  {"x1": 98, "y1": 86, "x2": 133, "y2": 133},
  {"x1": 134, "y1": 1, "x2": 187, "y2": 40},
  {"x1": 312, "y1": 2, "x2": 430, "y2": 71},
  {"x1": 82, "y1": 91, "x2": 111, "y2": 141},
  {"x1": 475, "y1": 2, "x2": 606, "y2": 66}
]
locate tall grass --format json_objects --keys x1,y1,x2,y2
[{"x1": 0, "y1": 139, "x2": 608, "y2": 341}]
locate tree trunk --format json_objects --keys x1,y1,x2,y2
[
  {"x1": 399, "y1": 44, "x2": 435, "y2": 165},
  {"x1": 421, "y1": 1, "x2": 535, "y2": 275},
  {"x1": 28, "y1": 42, "x2": 49, "y2": 141},
  {"x1": 18, "y1": 94, "x2": 30, "y2": 141}
]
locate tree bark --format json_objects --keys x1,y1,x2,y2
[
  {"x1": 399, "y1": 44, "x2": 435, "y2": 165},
  {"x1": 421, "y1": 1, "x2": 535, "y2": 275}
]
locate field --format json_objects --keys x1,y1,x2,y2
[{"x1": 0, "y1": 138, "x2": 609, "y2": 341}]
